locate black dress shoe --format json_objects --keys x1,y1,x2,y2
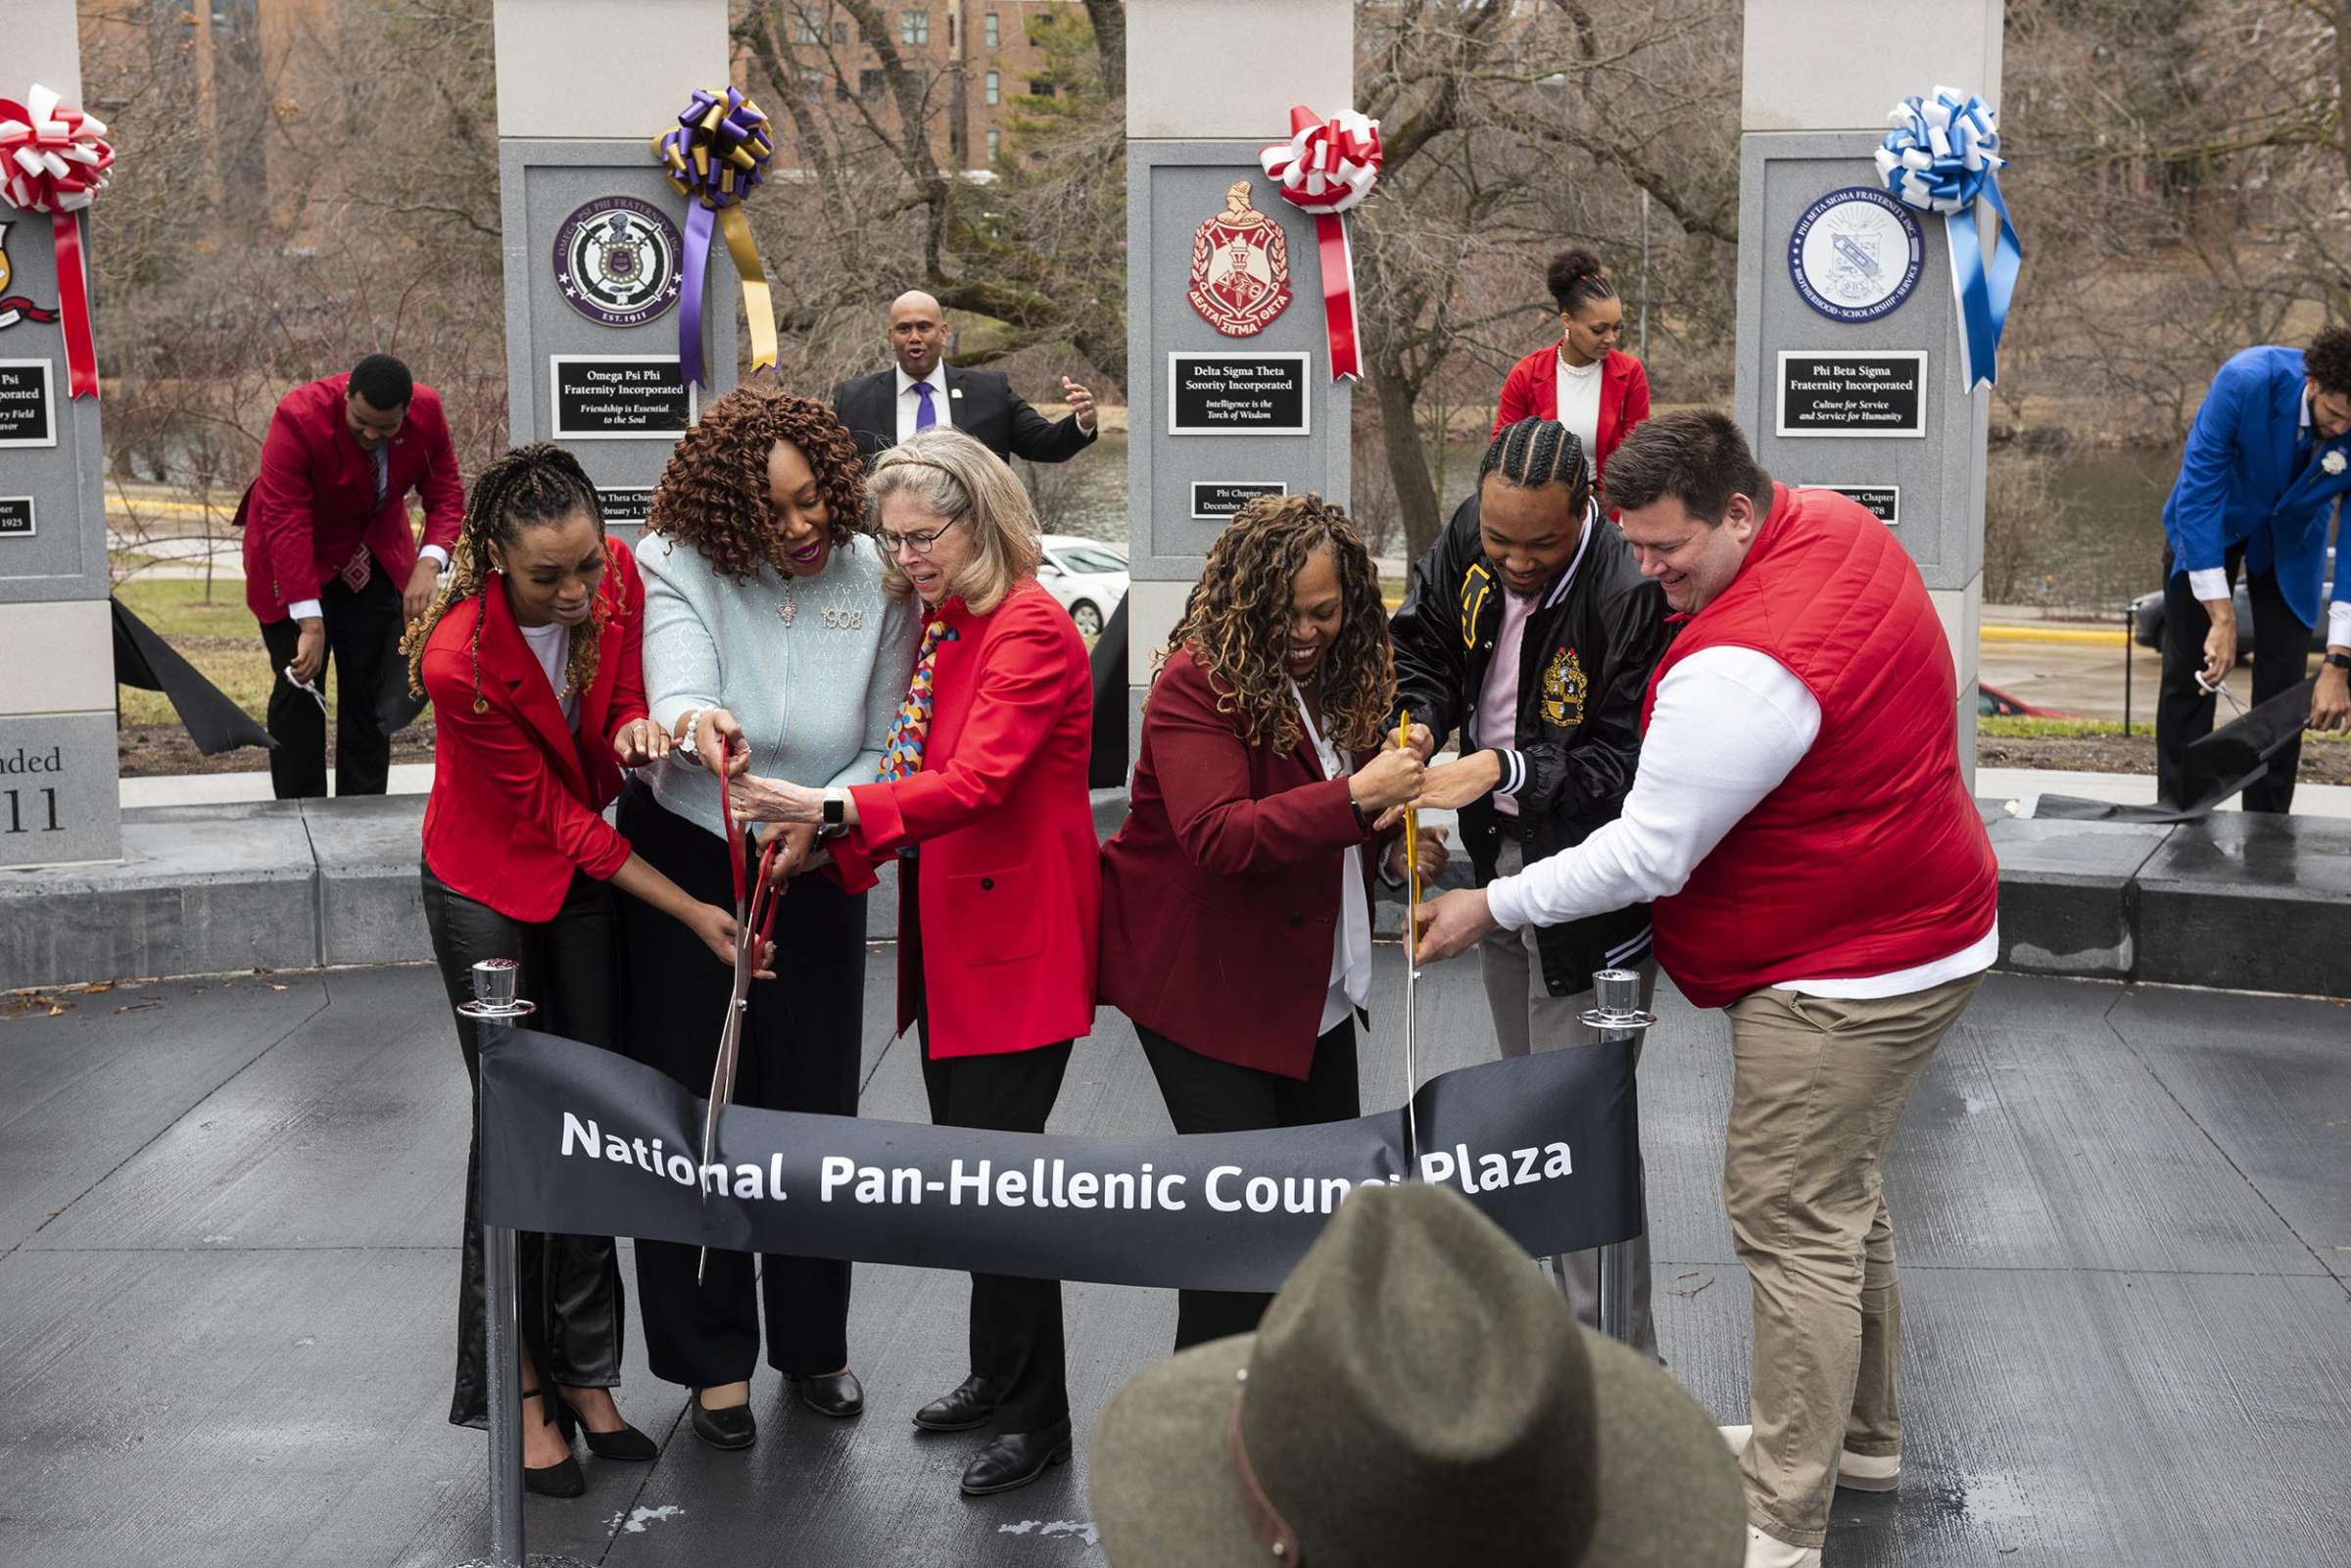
[
  {"x1": 689, "y1": 1390, "x2": 757, "y2": 1450},
  {"x1": 958, "y1": 1420, "x2": 1073, "y2": 1497},
  {"x1": 786, "y1": 1368, "x2": 866, "y2": 1418},
  {"x1": 554, "y1": 1390, "x2": 660, "y2": 1460},
  {"x1": 521, "y1": 1387, "x2": 586, "y2": 1497},
  {"x1": 912, "y1": 1374, "x2": 997, "y2": 1432}
]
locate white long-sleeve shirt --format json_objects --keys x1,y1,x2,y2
[{"x1": 1482, "y1": 646, "x2": 1996, "y2": 999}]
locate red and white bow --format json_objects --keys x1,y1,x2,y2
[
  {"x1": 0, "y1": 83, "x2": 117, "y2": 399},
  {"x1": 1260, "y1": 106, "x2": 1383, "y2": 380}
]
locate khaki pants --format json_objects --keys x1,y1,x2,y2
[
  {"x1": 1478, "y1": 836, "x2": 1657, "y2": 1357},
  {"x1": 1723, "y1": 972, "x2": 1984, "y2": 1547}
]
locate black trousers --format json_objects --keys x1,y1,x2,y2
[
  {"x1": 1138, "y1": 1019, "x2": 1361, "y2": 1351},
  {"x1": 614, "y1": 781, "x2": 865, "y2": 1386},
  {"x1": 2157, "y1": 545, "x2": 2309, "y2": 812},
  {"x1": 420, "y1": 862, "x2": 628, "y2": 1430},
  {"x1": 260, "y1": 567, "x2": 401, "y2": 799},
  {"x1": 907, "y1": 853, "x2": 1074, "y2": 1435}
]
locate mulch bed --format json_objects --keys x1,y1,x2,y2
[
  {"x1": 120, "y1": 723, "x2": 439, "y2": 779},
  {"x1": 1977, "y1": 731, "x2": 2351, "y2": 786}
]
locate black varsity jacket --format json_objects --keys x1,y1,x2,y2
[{"x1": 1389, "y1": 489, "x2": 1672, "y2": 995}]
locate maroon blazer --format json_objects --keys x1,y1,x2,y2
[
  {"x1": 1098, "y1": 644, "x2": 1386, "y2": 1081},
  {"x1": 236, "y1": 370, "x2": 465, "y2": 621},
  {"x1": 1490, "y1": 345, "x2": 1651, "y2": 497}
]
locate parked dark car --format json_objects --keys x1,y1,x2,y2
[{"x1": 2130, "y1": 546, "x2": 2336, "y2": 656}]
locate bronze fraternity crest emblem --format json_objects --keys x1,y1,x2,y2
[
  {"x1": 1187, "y1": 180, "x2": 1291, "y2": 337},
  {"x1": 1541, "y1": 647, "x2": 1588, "y2": 729}
]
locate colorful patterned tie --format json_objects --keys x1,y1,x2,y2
[
  {"x1": 914, "y1": 379, "x2": 937, "y2": 431},
  {"x1": 878, "y1": 617, "x2": 959, "y2": 781}
]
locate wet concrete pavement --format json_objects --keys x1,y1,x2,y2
[{"x1": 1, "y1": 958, "x2": 2345, "y2": 1567}]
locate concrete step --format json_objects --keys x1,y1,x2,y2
[{"x1": 7, "y1": 791, "x2": 2348, "y2": 1000}]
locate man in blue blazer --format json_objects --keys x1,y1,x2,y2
[{"x1": 2158, "y1": 328, "x2": 2351, "y2": 810}]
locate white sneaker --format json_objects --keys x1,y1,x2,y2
[
  {"x1": 1744, "y1": 1525, "x2": 1821, "y2": 1568},
  {"x1": 1718, "y1": 1424, "x2": 1901, "y2": 1492}
]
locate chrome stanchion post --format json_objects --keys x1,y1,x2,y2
[
  {"x1": 456, "y1": 959, "x2": 536, "y2": 1568},
  {"x1": 1579, "y1": 967, "x2": 1655, "y2": 1346}
]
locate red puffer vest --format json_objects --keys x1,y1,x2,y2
[{"x1": 1640, "y1": 484, "x2": 1997, "y2": 1008}]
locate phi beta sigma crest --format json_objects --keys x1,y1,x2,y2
[
  {"x1": 1787, "y1": 186, "x2": 1924, "y2": 324},
  {"x1": 1187, "y1": 181, "x2": 1291, "y2": 337},
  {"x1": 552, "y1": 196, "x2": 683, "y2": 328}
]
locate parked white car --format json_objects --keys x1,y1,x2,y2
[{"x1": 1037, "y1": 534, "x2": 1129, "y2": 638}]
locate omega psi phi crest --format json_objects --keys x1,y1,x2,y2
[
  {"x1": 552, "y1": 196, "x2": 684, "y2": 329},
  {"x1": 1187, "y1": 180, "x2": 1291, "y2": 338},
  {"x1": 1541, "y1": 647, "x2": 1588, "y2": 730}
]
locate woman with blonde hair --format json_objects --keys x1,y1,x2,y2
[{"x1": 731, "y1": 425, "x2": 1100, "y2": 1497}]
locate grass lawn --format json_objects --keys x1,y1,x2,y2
[{"x1": 115, "y1": 578, "x2": 273, "y2": 726}]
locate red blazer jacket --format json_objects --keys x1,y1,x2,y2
[
  {"x1": 1098, "y1": 645, "x2": 1385, "y2": 1081},
  {"x1": 237, "y1": 371, "x2": 466, "y2": 622},
  {"x1": 831, "y1": 581, "x2": 1100, "y2": 1059},
  {"x1": 419, "y1": 539, "x2": 648, "y2": 923},
  {"x1": 1490, "y1": 346, "x2": 1652, "y2": 496}
]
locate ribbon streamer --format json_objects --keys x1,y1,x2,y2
[
  {"x1": 1260, "y1": 105, "x2": 1383, "y2": 381},
  {"x1": 1875, "y1": 85, "x2": 2022, "y2": 393},
  {"x1": 1397, "y1": 710, "x2": 1421, "y2": 1172},
  {"x1": 653, "y1": 86, "x2": 777, "y2": 389},
  {"x1": 0, "y1": 84, "x2": 117, "y2": 400}
]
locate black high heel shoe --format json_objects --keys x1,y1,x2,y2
[
  {"x1": 519, "y1": 1387, "x2": 586, "y2": 1498},
  {"x1": 553, "y1": 1388, "x2": 660, "y2": 1460}
]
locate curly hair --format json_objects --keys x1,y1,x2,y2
[
  {"x1": 1159, "y1": 494, "x2": 1395, "y2": 755},
  {"x1": 400, "y1": 442, "x2": 613, "y2": 707},
  {"x1": 645, "y1": 382, "x2": 866, "y2": 581},
  {"x1": 2308, "y1": 325, "x2": 2351, "y2": 400}
]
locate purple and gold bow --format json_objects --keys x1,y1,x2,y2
[{"x1": 652, "y1": 86, "x2": 777, "y2": 388}]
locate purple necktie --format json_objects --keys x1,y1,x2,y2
[{"x1": 914, "y1": 380, "x2": 937, "y2": 431}]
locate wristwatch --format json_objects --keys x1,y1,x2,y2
[
  {"x1": 2325, "y1": 651, "x2": 2351, "y2": 672},
  {"x1": 821, "y1": 788, "x2": 846, "y2": 830}
]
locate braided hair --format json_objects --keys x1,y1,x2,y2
[
  {"x1": 1546, "y1": 247, "x2": 1616, "y2": 317},
  {"x1": 1160, "y1": 494, "x2": 1395, "y2": 755},
  {"x1": 401, "y1": 442, "x2": 610, "y2": 710},
  {"x1": 1480, "y1": 417, "x2": 1594, "y2": 519}
]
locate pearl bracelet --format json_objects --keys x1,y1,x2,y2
[{"x1": 675, "y1": 707, "x2": 704, "y2": 755}]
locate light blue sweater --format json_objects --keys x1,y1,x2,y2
[{"x1": 636, "y1": 531, "x2": 920, "y2": 842}]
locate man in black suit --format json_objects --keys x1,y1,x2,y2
[{"x1": 831, "y1": 290, "x2": 1099, "y2": 467}]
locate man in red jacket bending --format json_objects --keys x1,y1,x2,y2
[
  {"x1": 237, "y1": 354, "x2": 463, "y2": 797},
  {"x1": 1415, "y1": 409, "x2": 1997, "y2": 1568}
]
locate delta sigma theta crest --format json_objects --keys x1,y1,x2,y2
[{"x1": 1187, "y1": 180, "x2": 1291, "y2": 337}]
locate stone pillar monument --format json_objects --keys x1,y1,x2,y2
[
  {"x1": 0, "y1": 2, "x2": 120, "y2": 868},
  {"x1": 1735, "y1": 2, "x2": 2004, "y2": 778},
  {"x1": 1122, "y1": 0, "x2": 1355, "y2": 750},
  {"x1": 493, "y1": 0, "x2": 737, "y2": 546}
]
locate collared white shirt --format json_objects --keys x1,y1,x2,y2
[
  {"x1": 1553, "y1": 347, "x2": 1604, "y2": 459},
  {"x1": 894, "y1": 364, "x2": 952, "y2": 448},
  {"x1": 1294, "y1": 682, "x2": 1372, "y2": 1032},
  {"x1": 1483, "y1": 645, "x2": 1995, "y2": 999}
]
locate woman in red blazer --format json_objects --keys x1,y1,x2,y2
[
  {"x1": 1098, "y1": 495, "x2": 1442, "y2": 1353},
  {"x1": 404, "y1": 443, "x2": 757, "y2": 1497},
  {"x1": 733, "y1": 425, "x2": 1098, "y2": 1500},
  {"x1": 1491, "y1": 248, "x2": 1652, "y2": 502}
]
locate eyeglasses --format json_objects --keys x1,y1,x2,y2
[{"x1": 879, "y1": 516, "x2": 964, "y2": 557}]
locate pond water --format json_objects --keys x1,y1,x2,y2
[{"x1": 1040, "y1": 430, "x2": 2185, "y2": 613}]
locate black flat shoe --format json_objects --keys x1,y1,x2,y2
[
  {"x1": 690, "y1": 1389, "x2": 757, "y2": 1450},
  {"x1": 520, "y1": 1387, "x2": 586, "y2": 1498},
  {"x1": 958, "y1": 1420, "x2": 1073, "y2": 1497},
  {"x1": 913, "y1": 1373, "x2": 997, "y2": 1433},
  {"x1": 554, "y1": 1389, "x2": 660, "y2": 1460},
  {"x1": 786, "y1": 1368, "x2": 865, "y2": 1418}
]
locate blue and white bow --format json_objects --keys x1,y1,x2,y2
[{"x1": 1875, "y1": 86, "x2": 2022, "y2": 393}]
